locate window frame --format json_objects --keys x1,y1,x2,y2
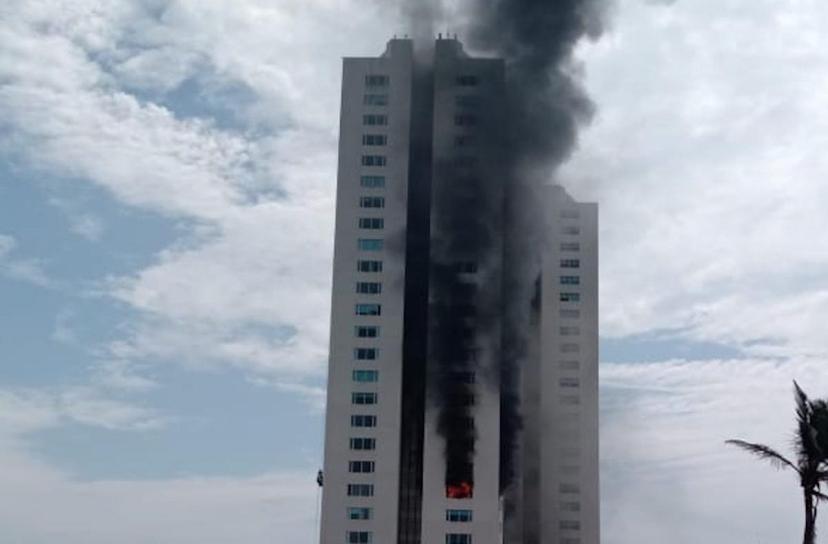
[
  {"x1": 363, "y1": 94, "x2": 388, "y2": 106},
  {"x1": 355, "y1": 303, "x2": 381, "y2": 316},
  {"x1": 357, "y1": 260, "x2": 383, "y2": 273},
  {"x1": 350, "y1": 415, "x2": 377, "y2": 428},
  {"x1": 351, "y1": 392, "x2": 378, "y2": 405},
  {"x1": 353, "y1": 369, "x2": 379, "y2": 383}
]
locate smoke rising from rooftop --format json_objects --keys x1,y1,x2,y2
[{"x1": 401, "y1": 0, "x2": 608, "y2": 494}]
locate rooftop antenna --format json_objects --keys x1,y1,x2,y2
[{"x1": 438, "y1": 32, "x2": 442, "y2": 39}]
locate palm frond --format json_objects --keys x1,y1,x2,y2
[
  {"x1": 726, "y1": 439, "x2": 798, "y2": 472},
  {"x1": 811, "y1": 399, "x2": 828, "y2": 460},
  {"x1": 795, "y1": 381, "x2": 810, "y2": 423},
  {"x1": 793, "y1": 381, "x2": 827, "y2": 464}
]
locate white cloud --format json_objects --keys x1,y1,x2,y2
[
  {"x1": 601, "y1": 356, "x2": 828, "y2": 543},
  {"x1": 0, "y1": 0, "x2": 400, "y2": 399},
  {"x1": 70, "y1": 214, "x2": 105, "y2": 241},
  {"x1": 0, "y1": 385, "x2": 315, "y2": 543},
  {"x1": 0, "y1": 387, "x2": 165, "y2": 435},
  {"x1": 561, "y1": 0, "x2": 828, "y2": 360},
  {"x1": 0, "y1": 233, "x2": 52, "y2": 287},
  {"x1": 90, "y1": 360, "x2": 158, "y2": 392},
  {"x1": 0, "y1": 444, "x2": 315, "y2": 544}
]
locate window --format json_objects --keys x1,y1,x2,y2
[
  {"x1": 560, "y1": 521, "x2": 581, "y2": 531},
  {"x1": 351, "y1": 393, "x2": 378, "y2": 405},
  {"x1": 357, "y1": 260, "x2": 383, "y2": 273},
  {"x1": 363, "y1": 94, "x2": 388, "y2": 106},
  {"x1": 347, "y1": 484, "x2": 374, "y2": 497},
  {"x1": 446, "y1": 509, "x2": 473, "y2": 522},
  {"x1": 357, "y1": 239, "x2": 384, "y2": 251},
  {"x1": 560, "y1": 483, "x2": 581, "y2": 494},
  {"x1": 457, "y1": 75, "x2": 478, "y2": 86},
  {"x1": 560, "y1": 360, "x2": 580, "y2": 370},
  {"x1": 360, "y1": 175, "x2": 386, "y2": 188},
  {"x1": 561, "y1": 343, "x2": 580, "y2": 353},
  {"x1": 365, "y1": 74, "x2": 389, "y2": 87},
  {"x1": 349, "y1": 460, "x2": 375, "y2": 473},
  {"x1": 560, "y1": 326, "x2": 580, "y2": 336},
  {"x1": 362, "y1": 134, "x2": 387, "y2": 146},
  {"x1": 560, "y1": 501, "x2": 581, "y2": 512},
  {"x1": 347, "y1": 507, "x2": 373, "y2": 520},
  {"x1": 349, "y1": 437, "x2": 377, "y2": 450},
  {"x1": 560, "y1": 309, "x2": 580, "y2": 319},
  {"x1": 359, "y1": 196, "x2": 385, "y2": 208},
  {"x1": 560, "y1": 395, "x2": 580, "y2": 406},
  {"x1": 560, "y1": 276, "x2": 580, "y2": 285},
  {"x1": 363, "y1": 114, "x2": 388, "y2": 126},
  {"x1": 355, "y1": 304, "x2": 381, "y2": 316},
  {"x1": 561, "y1": 209, "x2": 580, "y2": 219},
  {"x1": 358, "y1": 217, "x2": 384, "y2": 230},
  {"x1": 354, "y1": 348, "x2": 378, "y2": 360},
  {"x1": 560, "y1": 242, "x2": 580, "y2": 252},
  {"x1": 563, "y1": 226, "x2": 581, "y2": 235},
  {"x1": 455, "y1": 95, "x2": 480, "y2": 108},
  {"x1": 560, "y1": 292, "x2": 581, "y2": 302},
  {"x1": 347, "y1": 531, "x2": 373, "y2": 544},
  {"x1": 353, "y1": 369, "x2": 379, "y2": 383},
  {"x1": 350, "y1": 415, "x2": 377, "y2": 428},
  {"x1": 356, "y1": 282, "x2": 382, "y2": 294},
  {"x1": 454, "y1": 114, "x2": 477, "y2": 126},
  {"x1": 355, "y1": 326, "x2": 379, "y2": 338},
  {"x1": 361, "y1": 155, "x2": 386, "y2": 167},
  {"x1": 561, "y1": 259, "x2": 580, "y2": 268},
  {"x1": 446, "y1": 534, "x2": 472, "y2": 544},
  {"x1": 560, "y1": 377, "x2": 580, "y2": 388}
]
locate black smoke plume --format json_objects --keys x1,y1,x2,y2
[
  {"x1": 467, "y1": 0, "x2": 607, "y2": 493},
  {"x1": 402, "y1": 0, "x2": 607, "y2": 495}
]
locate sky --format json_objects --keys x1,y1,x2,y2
[{"x1": 2, "y1": 0, "x2": 828, "y2": 542}]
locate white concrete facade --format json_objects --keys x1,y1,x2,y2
[
  {"x1": 538, "y1": 186, "x2": 600, "y2": 544},
  {"x1": 319, "y1": 39, "x2": 414, "y2": 544},
  {"x1": 320, "y1": 38, "x2": 599, "y2": 544}
]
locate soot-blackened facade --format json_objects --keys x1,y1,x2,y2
[{"x1": 319, "y1": 37, "x2": 599, "y2": 544}]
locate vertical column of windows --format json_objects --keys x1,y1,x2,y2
[
  {"x1": 558, "y1": 210, "x2": 584, "y2": 538},
  {"x1": 558, "y1": 210, "x2": 582, "y2": 410},
  {"x1": 444, "y1": 74, "x2": 484, "y2": 502},
  {"x1": 346, "y1": 73, "x2": 390, "y2": 535}
]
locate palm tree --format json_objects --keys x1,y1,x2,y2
[{"x1": 726, "y1": 382, "x2": 828, "y2": 544}]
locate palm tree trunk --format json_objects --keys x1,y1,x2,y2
[{"x1": 803, "y1": 490, "x2": 816, "y2": 544}]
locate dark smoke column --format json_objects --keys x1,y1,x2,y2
[
  {"x1": 415, "y1": 33, "x2": 599, "y2": 544},
  {"x1": 418, "y1": 34, "x2": 508, "y2": 538},
  {"x1": 465, "y1": 0, "x2": 606, "y2": 498},
  {"x1": 319, "y1": 24, "x2": 601, "y2": 544}
]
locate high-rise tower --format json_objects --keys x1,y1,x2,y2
[{"x1": 319, "y1": 38, "x2": 599, "y2": 544}]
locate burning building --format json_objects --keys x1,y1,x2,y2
[{"x1": 319, "y1": 37, "x2": 598, "y2": 544}]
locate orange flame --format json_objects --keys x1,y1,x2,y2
[{"x1": 446, "y1": 481, "x2": 474, "y2": 499}]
